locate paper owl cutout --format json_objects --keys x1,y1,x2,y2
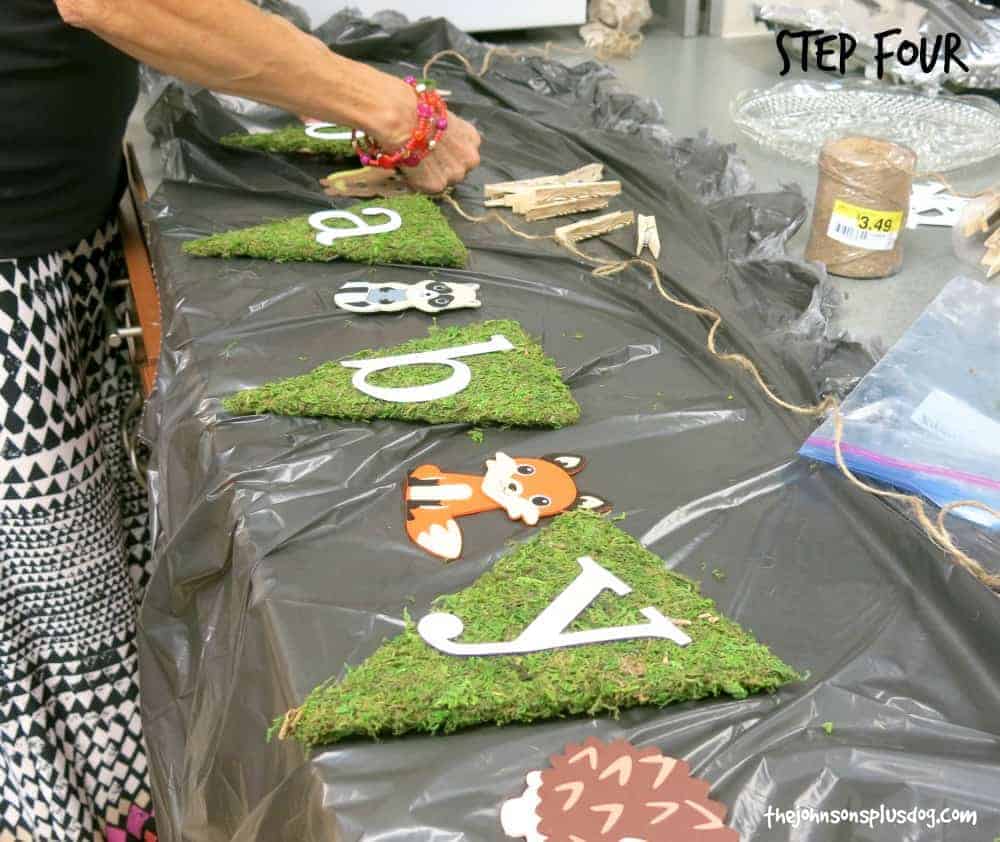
[
  {"x1": 501, "y1": 737, "x2": 740, "y2": 841},
  {"x1": 334, "y1": 279, "x2": 482, "y2": 314}
]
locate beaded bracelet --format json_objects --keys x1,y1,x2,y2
[{"x1": 352, "y1": 76, "x2": 449, "y2": 169}]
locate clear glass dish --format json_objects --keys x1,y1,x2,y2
[{"x1": 731, "y1": 79, "x2": 1000, "y2": 173}]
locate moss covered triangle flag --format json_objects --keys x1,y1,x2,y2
[
  {"x1": 279, "y1": 511, "x2": 798, "y2": 747},
  {"x1": 219, "y1": 123, "x2": 356, "y2": 158},
  {"x1": 225, "y1": 320, "x2": 580, "y2": 427},
  {"x1": 183, "y1": 195, "x2": 467, "y2": 268}
]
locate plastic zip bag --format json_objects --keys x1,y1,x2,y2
[{"x1": 801, "y1": 275, "x2": 1000, "y2": 530}]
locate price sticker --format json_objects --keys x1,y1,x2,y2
[{"x1": 827, "y1": 200, "x2": 903, "y2": 251}]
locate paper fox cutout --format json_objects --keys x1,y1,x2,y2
[{"x1": 405, "y1": 452, "x2": 610, "y2": 560}]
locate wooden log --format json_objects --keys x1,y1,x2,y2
[
  {"x1": 524, "y1": 197, "x2": 610, "y2": 222},
  {"x1": 484, "y1": 163, "x2": 604, "y2": 199},
  {"x1": 554, "y1": 210, "x2": 635, "y2": 243}
]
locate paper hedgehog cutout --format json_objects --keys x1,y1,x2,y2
[{"x1": 501, "y1": 737, "x2": 740, "y2": 841}]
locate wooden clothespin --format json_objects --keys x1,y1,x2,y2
[
  {"x1": 510, "y1": 181, "x2": 621, "y2": 215},
  {"x1": 321, "y1": 167, "x2": 412, "y2": 198},
  {"x1": 635, "y1": 214, "x2": 660, "y2": 259},
  {"x1": 982, "y1": 225, "x2": 1000, "y2": 278},
  {"x1": 554, "y1": 210, "x2": 634, "y2": 244},
  {"x1": 484, "y1": 163, "x2": 605, "y2": 204}
]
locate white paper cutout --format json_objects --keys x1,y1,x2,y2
[
  {"x1": 308, "y1": 207, "x2": 402, "y2": 246},
  {"x1": 417, "y1": 555, "x2": 693, "y2": 657},
  {"x1": 303, "y1": 122, "x2": 355, "y2": 141},
  {"x1": 333, "y1": 280, "x2": 482, "y2": 314},
  {"x1": 501, "y1": 771, "x2": 545, "y2": 842},
  {"x1": 908, "y1": 182, "x2": 970, "y2": 229},
  {"x1": 341, "y1": 333, "x2": 514, "y2": 403}
]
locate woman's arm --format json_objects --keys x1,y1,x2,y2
[{"x1": 55, "y1": 0, "x2": 479, "y2": 192}]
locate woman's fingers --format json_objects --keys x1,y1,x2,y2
[{"x1": 403, "y1": 114, "x2": 481, "y2": 193}]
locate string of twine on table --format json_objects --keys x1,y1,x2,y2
[
  {"x1": 420, "y1": 29, "x2": 643, "y2": 81},
  {"x1": 439, "y1": 189, "x2": 1000, "y2": 592},
  {"x1": 926, "y1": 173, "x2": 999, "y2": 200}
]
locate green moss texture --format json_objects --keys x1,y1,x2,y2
[
  {"x1": 225, "y1": 320, "x2": 580, "y2": 427},
  {"x1": 182, "y1": 195, "x2": 468, "y2": 268},
  {"x1": 285, "y1": 511, "x2": 798, "y2": 747},
  {"x1": 219, "y1": 123, "x2": 355, "y2": 158}
]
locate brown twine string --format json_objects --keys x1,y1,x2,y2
[
  {"x1": 831, "y1": 411, "x2": 1000, "y2": 590},
  {"x1": 423, "y1": 42, "x2": 590, "y2": 81},
  {"x1": 586, "y1": 28, "x2": 645, "y2": 60},
  {"x1": 805, "y1": 136, "x2": 917, "y2": 280},
  {"x1": 926, "y1": 172, "x2": 999, "y2": 201},
  {"x1": 439, "y1": 192, "x2": 554, "y2": 241},
  {"x1": 439, "y1": 189, "x2": 1000, "y2": 594},
  {"x1": 277, "y1": 705, "x2": 303, "y2": 741}
]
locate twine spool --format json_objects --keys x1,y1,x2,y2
[{"x1": 805, "y1": 136, "x2": 917, "y2": 279}]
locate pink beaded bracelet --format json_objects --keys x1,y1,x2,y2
[{"x1": 352, "y1": 76, "x2": 449, "y2": 169}]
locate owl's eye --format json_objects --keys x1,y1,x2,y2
[
  {"x1": 427, "y1": 282, "x2": 451, "y2": 292},
  {"x1": 531, "y1": 495, "x2": 551, "y2": 507},
  {"x1": 430, "y1": 295, "x2": 453, "y2": 307},
  {"x1": 516, "y1": 465, "x2": 535, "y2": 475}
]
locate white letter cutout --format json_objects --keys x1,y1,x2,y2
[
  {"x1": 418, "y1": 555, "x2": 693, "y2": 657},
  {"x1": 308, "y1": 207, "x2": 401, "y2": 246},
  {"x1": 303, "y1": 122, "x2": 355, "y2": 141},
  {"x1": 342, "y1": 334, "x2": 514, "y2": 404}
]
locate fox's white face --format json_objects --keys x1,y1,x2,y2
[
  {"x1": 407, "y1": 280, "x2": 481, "y2": 313},
  {"x1": 480, "y1": 452, "x2": 609, "y2": 526}
]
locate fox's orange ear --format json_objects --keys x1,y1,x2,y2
[{"x1": 543, "y1": 454, "x2": 586, "y2": 476}]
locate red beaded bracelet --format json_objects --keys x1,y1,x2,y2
[{"x1": 352, "y1": 76, "x2": 449, "y2": 170}]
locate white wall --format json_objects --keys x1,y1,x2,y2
[{"x1": 300, "y1": 0, "x2": 587, "y2": 32}]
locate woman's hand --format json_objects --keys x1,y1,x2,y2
[
  {"x1": 58, "y1": 0, "x2": 481, "y2": 193},
  {"x1": 367, "y1": 84, "x2": 482, "y2": 194},
  {"x1": 400, "y1": 113, "x2": 481, "y2": 194}
]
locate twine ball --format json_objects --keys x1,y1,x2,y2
[{"x1": 805, "y1": 136, "x2": 917, "y2": 279}]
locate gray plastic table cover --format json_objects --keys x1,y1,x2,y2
[{"x1": 137, "y1": 13, "x2": 1000, "y2": 842}]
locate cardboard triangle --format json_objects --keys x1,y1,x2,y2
[
  {"x1": 281, "y1": 511, "x2": 798, "y2": 747},
  {"x1": 219, "y1": 123, "x2": 356, "y2": 158},
  {"x1": 225, "y1": 320, "x2": 580, "y2": 428},
  {"x1": 182, "y1": 195, "x2": 467, "y2": 269}
]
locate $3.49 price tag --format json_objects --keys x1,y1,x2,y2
[{"x1": 826, "y1": 200, "x2": 903, "y2": 251}]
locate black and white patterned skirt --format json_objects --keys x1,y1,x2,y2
[{"x1": 0, "y1": 219, "x2": 153, "y2": 840}]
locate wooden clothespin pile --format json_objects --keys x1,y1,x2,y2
[
  {"x1": 485, "y1": 163, "x2": 620, "y2": 220},
  {"x1": 484, "y1": 164, "x2": 659, "y2": 255},
  {"x1": 962, "y1": 190, "x2": 1000, "y2": 278}
]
